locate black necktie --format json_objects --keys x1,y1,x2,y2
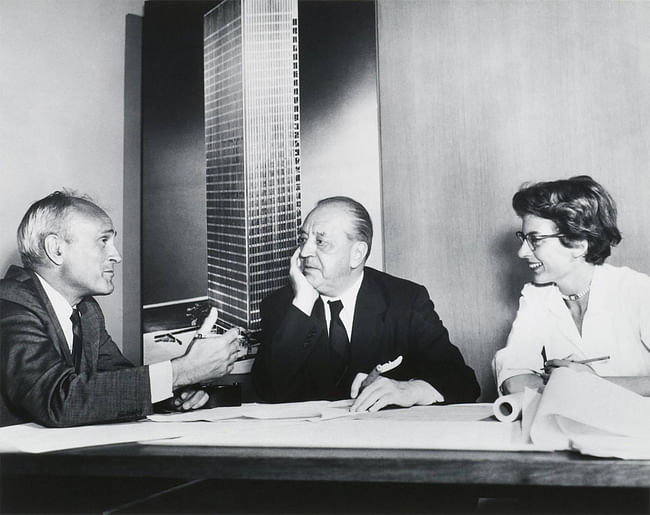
[
  {"x1": 328, "y1": 300, "x2": 349, "y2": 359},
  {"x1": 70, "y1": 308, "x2": 83, "y2": 373}
]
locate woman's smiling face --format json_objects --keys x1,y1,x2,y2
[{"x1": 517, "y1": 214, "x2": 584, "y2": 286}]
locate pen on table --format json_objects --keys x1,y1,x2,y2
[{"x1": 359, "y1": 355, "x2": 403, "y2": 391}]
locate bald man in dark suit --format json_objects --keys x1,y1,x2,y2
[{"x1": 252, "y1": 196, "x2": 479, "y2": 410}]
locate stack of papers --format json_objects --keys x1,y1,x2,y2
[
  {"x1": 493, "y1": 367, "x2": 650, "y2": 459},
  {"x1": 2, "y1": 368, "x2": 647, "y2": 458},
  {"x1": 147, "y1": 399, "x2": 354, "y2": 423},
  {"x1": 0, "y1": 421, "x2": 187, "y2": 454}
]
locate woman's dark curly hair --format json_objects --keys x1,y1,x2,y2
[{"x1": 512, "y1": 175, "x2": 621, "y2": 265}]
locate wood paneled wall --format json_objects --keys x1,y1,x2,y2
[{"x1": 376, "y1": 0, "x2": 650, "y2": 400}]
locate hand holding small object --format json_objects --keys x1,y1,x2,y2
[
  {"x1": 195, "y1": 307, "x2": 220, "y2": 338},
  {"x1": 171, "y1": 304, "x2": 240, "y2": 388},
  {"x1": 349, "y1": 356, "x2": 438, "y2": 412},
  {"x1": 359, "y1": 355, "x2": 403, "y2": 390},
  {"x1": 544, "y1": 355, "x2": 610, "y2": 375}
]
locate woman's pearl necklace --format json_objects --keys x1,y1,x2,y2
[{"x1": 560, "y1": 286, "x2": 590, "y2": 302}]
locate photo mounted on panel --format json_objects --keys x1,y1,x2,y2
[{"x1": 141, "y1": 0, "x2": 380, "y2": 369}]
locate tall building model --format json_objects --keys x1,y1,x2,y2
[{"x1": 203, "y1": 0, "x2": 301, "y2": 333}]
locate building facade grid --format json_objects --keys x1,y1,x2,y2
[{"x1": 204, "y1": 0, "x2": 301, "y2": 332}]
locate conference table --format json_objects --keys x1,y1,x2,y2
[{"x1": 1, "y1": 404, "x2": 649, "y2": 514}]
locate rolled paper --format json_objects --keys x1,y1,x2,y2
[{"x1": 493, "y1": 392, "x2": 525, "y2": 423}]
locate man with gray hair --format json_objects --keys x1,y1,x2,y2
[
  {"x1": 252, "y1": 196, "x2": 480, "y2": 409},
  {"x1": 0, "y1": 190, "x2": 240, "y2": 427}
]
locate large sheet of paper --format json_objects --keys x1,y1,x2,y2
[
  {"x1": 530, "y1": 367, "x2": 650, "y2": 457},
  {"x1": 143, "y1": 417, "x2": 530, "y2": 451},
  {"x1": 144, "y1": 401, "x2": 535, "y2": 451},
  {"x1": 5, "y1": 369, "x2": 647, "y2": 457},
  {"x1": 493, "y1": 368, "x2": 650, "y2": 459},
  {"x1": 0, "y1": 421, "x2": 187, "y2": 454},
  {"x1": 147, "y1": 399, "x2": 354, "y2": 422}
]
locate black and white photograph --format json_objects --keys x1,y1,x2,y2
[{"x1": 1, "y1": 0, "x2": 650, "y2": 513}]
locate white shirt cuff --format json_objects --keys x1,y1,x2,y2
[{"x1": 149, "y1": 361, "x2": 173, "y2": 403}]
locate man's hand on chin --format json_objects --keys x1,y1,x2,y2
[{"x1": 289, "y1": 247, "x2": 319, "y2": 314}]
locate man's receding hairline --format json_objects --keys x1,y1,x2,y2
[{"x1": 305, "y1": 204, "x2": 357, "y2": 238}]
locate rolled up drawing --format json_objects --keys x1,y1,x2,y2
[{"x1": 493, "y1": 392, "x2": 525, "y2": 423}]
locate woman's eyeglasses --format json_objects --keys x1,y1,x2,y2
[{"x1": 516, "y1": 231, "x2": 563, "y2": 251}]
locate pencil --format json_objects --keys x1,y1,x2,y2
[{"x1": 572, "y1": 355, "x2": 610, "y2": 365}]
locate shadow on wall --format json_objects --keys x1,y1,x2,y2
[
  {"x1": 122, "y1": 13, "x2": 143, "y2": 364},
  {"x1": 478, "y1": 230, "x2": 530, "y2": 401},
  {"x1": 493, "y1": 230, "x2": 530, "y2": 310}
]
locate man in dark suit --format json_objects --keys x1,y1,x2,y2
[
  {"x1": 0, "y1": 190, "x2": 240, "y2": 427},
  {"x1": 252, "y1": 196, "x2": 480, "y2": 410}
]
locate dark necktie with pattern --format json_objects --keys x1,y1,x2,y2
[
  {"x1": 328, "y1": 300, "x2": 349, "y2": 359},
  {"x1": 70, "y1": 308, "x2": 83, "y2": 373}
]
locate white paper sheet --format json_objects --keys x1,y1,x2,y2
[
  {"x1": 0, "y1": 421, "x2": 187, "y2": 454},
  {"x1": 523, "y1": 368, "x2": 650, "y2": 458},
  {"x1": 147, "y1": 399, "x2": 354, "y2": 422},
  {"x1": 143, "y1": 418, "x2": 532, "y2": 451}
]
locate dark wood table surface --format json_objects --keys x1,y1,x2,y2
[{"x1": 2, "y1": 443, "x2": 649, "y2": 488}]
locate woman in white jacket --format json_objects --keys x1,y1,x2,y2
[{"x1": 494, "y1": 175, "x2": 650, "y2": 396}]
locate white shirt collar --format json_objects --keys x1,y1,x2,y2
[
  {"x1": 34, "y1": 272, "x2": 75, "y2": 351},
  {"x1": 321, "y1": 270, "x2": 364, "y2": 339}
]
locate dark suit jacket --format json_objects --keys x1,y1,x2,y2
[
  {"x1": 252, "y1": 267, "x2": 480, "y2": 403},
  {"x1": 0, "y1": 265, "x2": 153, "y2": 427}
]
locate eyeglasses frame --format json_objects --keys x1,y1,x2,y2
[{"x1": 515, "y1": 231, "x2": 564, "y2": 251}]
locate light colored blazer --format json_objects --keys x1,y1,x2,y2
[{"x1": 494, "y1": 263, "x2": 650, "y2": 390}]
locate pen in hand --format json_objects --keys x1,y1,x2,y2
[
  {"x1": 543, "y1": 355, "x2": 610, "y2": 371},
  {"x1": 359, "y1": 355, "x2": 403, "y2": 391},
  {"x1": 559, "y1": 355, "x2": 610, "y2": 366}
]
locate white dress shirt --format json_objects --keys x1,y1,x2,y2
[
  {"x1": 320, "y1": 272, "x2": 364, "y2": 339},
  {"x1": 35, "y1": 273, "x2": 173, "y2": 403},
  {"x1": 494, "y1": 264, "x2": 650, "y2": 389}
]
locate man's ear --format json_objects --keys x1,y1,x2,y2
[
  {"x1": 43, "y1": 234, "x2": 64, "y2": 265},
  {"x1": 350, "y1": 241, "x2": 368, "y2": 269}
]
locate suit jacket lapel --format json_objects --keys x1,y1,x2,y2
[
  {"x1": 350, "y1": 271, "x2": 388, "y2": 366},
  {"x1": 28, "y1": 270, "x2": 74, "y2": 365}
]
